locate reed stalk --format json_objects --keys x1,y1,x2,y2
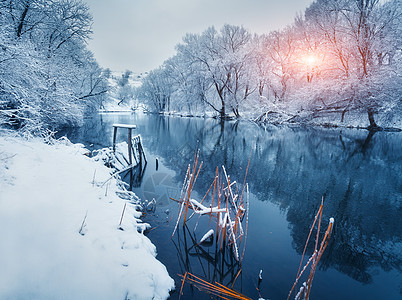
[
  {"x1": 78, "y1": 210, "x2": 88, "y2": 236},
  {"x1": 231, "y1": 269, "x2": 242, "y2": 289},
  {"x1": 287, "y1": 199, "x2": 334, "y2": 300},
  {"x1": 118, "y1": 202, "x2": 127, "y2": 229},
  {"x1": 179, "y1": 272, "x2": 252, "y2": 300},
  {"x1": 210, "y1": 167, "x2": 218, "y2": 226},
  {"x1": 240, "y1": 184, "x2": 249, "y2": 264},
  {"x1": 179, "y1": 271, "x2": 188, "y2": 300},
  {"x1": 183, "y1": 152, "x2": 202, "y2": 226}
]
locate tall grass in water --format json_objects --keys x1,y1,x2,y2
[
  {"x1": 171, "y1": 150, "x2": 252, "y2": 298},
  {"x1": 179, "y1": 272, "x2": 252, "y2": 300},
  {"x1": 287, "y1": 198, "x2": 334, "y2": 300},
  {"x1": 171, "y1": 149, "x2": 251, "y2": 264}
]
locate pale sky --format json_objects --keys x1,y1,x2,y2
[{"x1": 83, "y1": 0, "x2": 313, "y2": 73}]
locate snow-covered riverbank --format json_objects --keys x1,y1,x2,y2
[{"x1": 0, "y1": 133, "x2": 174, "y2": 299}]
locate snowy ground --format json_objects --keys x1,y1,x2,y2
[{"x1": 0, "y1": 132, "x2": 174, "y2": 299}]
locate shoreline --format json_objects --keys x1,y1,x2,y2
[{"x1": 98, "y1": 108, "x2": 402, "y2": 132}]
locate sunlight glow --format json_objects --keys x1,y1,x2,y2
[{"x1": 304, "y1": 54, "x2": 317, "y2": 67}]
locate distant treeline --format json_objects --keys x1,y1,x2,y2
[{"x1": 137, "y1": 0, "x2": 401, "y2": 128}]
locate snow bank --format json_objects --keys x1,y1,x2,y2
[{"x1": 0, "y1": 134, "x2": 174, "y2": 299}]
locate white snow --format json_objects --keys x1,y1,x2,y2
[
  {"x1": 112, "y1": 123, "x2": 137, "y2": 129},
  {"x1": 189, "y1": 198, "x2": 226, "y2": 215},
  {"x1": 0, "y1": 134, "x2": 174, "y2": 299},
  {"x1": 199, "y1": 229, "x2": 214, "y2": 244}
]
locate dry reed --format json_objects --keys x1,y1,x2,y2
[
  {"x1": 171, "y1": 148, "x2": 250, "y2": 265},
  {"x1": 178, "y1": 272, "x2": 252, "y2": 300},
  {"x1": 118, "y1": 202, "x2": 127, "y2": 229},
  {"x1": 173, "y1": 150, "x2": 253, "y2": 299},
  {"x1": 287, "y1": 197, "x2": 334, "y2": 300}
]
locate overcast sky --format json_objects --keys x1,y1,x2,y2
[{"x1": 83, "y1": 0, "x2": 313, "y2": 73}]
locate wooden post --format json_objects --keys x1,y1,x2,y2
[
  {"x1": 112, "y1": 126, "x2": 118, "y2": 152},
  {"x1": 139, "y1": 139, "x2": 147, "y2": 164},
  {"x1": 128, "y1": 128, "x2": 132, "y2": 165},
  {"x1": 138, "y1": 139, "x2": 142, "y2": 167}
]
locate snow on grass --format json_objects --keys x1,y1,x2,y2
[{"x1": 0, "y1": 134, "x2": 174, "y2": 299}]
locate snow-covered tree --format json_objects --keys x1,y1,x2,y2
[
  {"x1": 136, "y1": 67, "x2": 174, "y2": 113},
  {"x1": 0, "y1": 0, "x2": 108, "y2": 133},
  {"x1": 265, "y1": 28, "x2": 298, "y2": 102},
  {"x1": 174, "y1": 24, "x2": 255, "y2": 118},
  {"x1": 300, "y1": 0, "x2": 402, "y2": 128}
]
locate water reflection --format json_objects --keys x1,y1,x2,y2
[
  {"x1": 120, "y1": 164, "x2": 146, "y2": 189},
  {"x1": 62, "y1": 112, "x2": 402, "y2": 298},
  {"x1": 172, "y1": 225, "x2": 244, "y2": 298}
]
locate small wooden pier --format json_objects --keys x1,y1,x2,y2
[{"x1": 112, "y1": 123, "x2": 147, "y2": 167}]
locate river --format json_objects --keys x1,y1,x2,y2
[{"x1": 62, "y1": 112, "x2": 402, "y2": 300}]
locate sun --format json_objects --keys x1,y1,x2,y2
[{"x1": 304, "y1": 54, "x2": 317, "y2": 67}]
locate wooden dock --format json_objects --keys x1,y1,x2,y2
[{"x1": 112, "y1": 123, "x2": 146, "y2": 167}]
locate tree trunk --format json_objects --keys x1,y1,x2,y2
[
  {"x1": 214, "y1": 82, "x2": 228, "y2": 120},
  {"x1": 232, "y1": 107, "x2": 240, "y2": 118},
  {"x1": 17, "y1": 4, "x2": 30, "y2": 37},
  {"x1": 220, "y1": 105, "x2": 226, "y2": 119},
  {"x1": 367, "y1": 107, "x2": 378, "y2": 130},
  {"x1": 259, "y1": 82, "x2": 264, "y2": 96},
  {"x1": 341, "y1": 110, "x2": 347, "y2": 122}
]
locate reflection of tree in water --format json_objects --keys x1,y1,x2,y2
[
  {"x1": 132, "y1": 115, "x2": 401, "y2": 285},
  {"x1": 57, "y1": 113, "x2": 119, "y2": 149},
  {"x1": 279, "y1": 129, "x2": 402, "y2": 284}
]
